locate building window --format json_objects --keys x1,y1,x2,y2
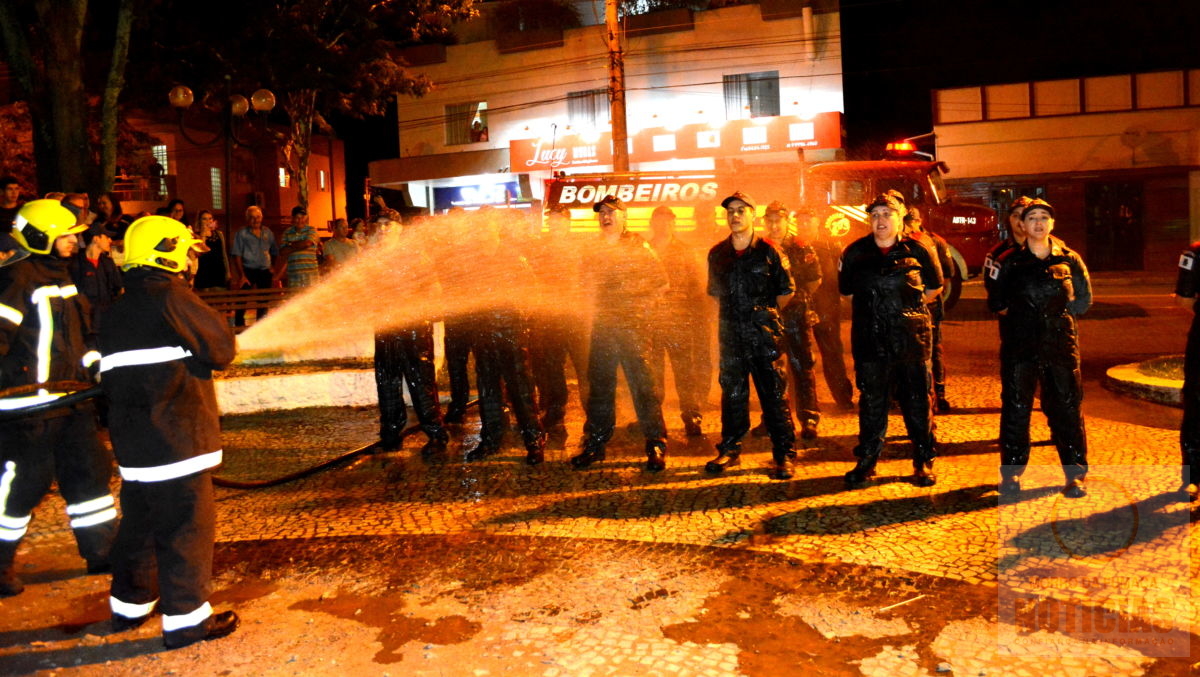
[
  {"x1": 318, "y1": 170, "x2": 327, "y2": 191},
  {"x1": 279, "y1": 167, "x2": 289, "y2": 188},
  {"x1": 568, "y1": 89, "x2": 609, "y2": 129},
  {"x1": 152, "y1": 144, "x2": 169, "y2": 173},
  {"x1": 723, "y1": 71, "x2": 780, "y2": 120},
  {"x1": 445, "y1": 101, "x2": 488, "y2": 145},
  {"x1": 210, "y1": 168, "x2": 222, "y2": 210}
]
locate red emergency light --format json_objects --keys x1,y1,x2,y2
[{"x1": 885, "y1": 141, "x2": 916, "y2": 153}]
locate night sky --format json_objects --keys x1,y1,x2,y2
[{"x1": 337, "y1": 0, "x2": 1200, "y2": 214}]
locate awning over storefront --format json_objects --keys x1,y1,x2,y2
[{"x1": 370, "y1": 148, "x2": 510, "y2": 188}]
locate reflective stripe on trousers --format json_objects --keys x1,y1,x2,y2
[
  {"x1": 0, "y1": 461, "x2": 30, "y2": 542},
  {"x1": 66, "y1": 494, "x2": 118, "y2": 529},
  {"x1": 119, "y1": 451, "x2": 223, "y2": 483}
]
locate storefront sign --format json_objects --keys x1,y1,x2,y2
[
  {"x1": 433, "y1": 181, "x2": 519, "y2": 211},
  {"x1": 509, "y1": 134, "x2": 613, "y2": 170},
  {"x1": 547, "y1": 176, "x2": 720, "y2": 207}
]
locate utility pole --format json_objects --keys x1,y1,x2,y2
[{"x1": 605, "y1": 0, "x2": 629, "y2": 172}]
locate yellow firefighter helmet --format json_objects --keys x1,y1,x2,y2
[
  {"x1": 122, "y1": 215, "x2": 208, "y2": 273},
  {"x1": 11, "y1": 199, "x2": 87, "y2": 255}
]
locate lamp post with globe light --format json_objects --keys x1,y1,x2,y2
[{"x1": 168, "y1": 79, "x2": 276, "y2": 235}]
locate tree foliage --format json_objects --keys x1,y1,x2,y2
[
  {"x1": 129, "y1": 0, "x2": 475, "y2": 207},
  {"x1": 0, "y1": 0, "x2": 142, "y2": 194}
]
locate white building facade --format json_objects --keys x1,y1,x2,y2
[{"x1": 370, "y1": 0, "x2": 844, "y2": 222}]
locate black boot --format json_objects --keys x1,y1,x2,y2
[
  {"x1": 912, "y1": 459, "x2": 936, "y2": 487},
  {"x1": 525, "y1": 431, "x2": 547, "y2": 466},
  {"x1": 465, "y1": 439, "x2": 501, "y2": 462},
  {"x1": 0, "y1": 566, "x2": 22, "y2": 598},
  {"x1": 749, "y1": 421, "x2": 769, "y2": 438},
  {"x1": 645, "y1": 441, "x2": 667, "y2": 472},
  {"x1": 771, "y1": 449, "x2": 796, "y2": 480},
  {"x1": 378, "y1": 424, "x2": 404, "y2": 452},
  {"x1": 420, "y1": 431, "x2": 449, "y2": 461},
  {"x1": 682, "y1": 413, "x2": 703, "y2": 438},
  {"x1": 1063, "y1": 477, "x2": 1087, "y2": 498},
  {"x1": 570, "y1": 442, "x2": 606, "y2": 469},
  {"x1": 799, "y1": 419, "x2": 819, "y2": 440},
  {"x1": 163, "y1": 610, "x2": 239, "y2": 650},
  {"x1": 845, "y1": 453, "x2": 878, "y2": 488},
  {"x1": 705, "y1": 441, "x2": 741, "y2": 473},
  {"x1": 999, "y1": 474, "x2": 1022, "y2": 496}
]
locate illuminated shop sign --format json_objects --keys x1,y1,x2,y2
[
  {"x1": 508, "y1": 112, "x2": 842, "y2": 170},
  {"x1": 433, "y1": 181, "x2": 519, "y2": 211}
]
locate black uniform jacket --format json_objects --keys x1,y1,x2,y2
[
  {"x1": 838, "y1": 235, "x2": 943, "y2": 363},
  {"x1": 584, "y1": 231, "x2": 668, "y2": 330},
  {"x1": 707, "y1": 234, "x2": 795, "y2": 358},
  {"x1": 98, "y1": 268, "x2": 236, "y2": 479},
  {"x1": 778, "y1": 236, "x2": 821, "y2": 327},
  {"x1": 0, "y1": 255, "x2": 96, "y2": 405},
  {"x1": 987, "y1": 237, "x2": 1091, "y2": 363}
]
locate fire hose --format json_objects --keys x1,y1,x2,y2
[{"x1": 0, "y1": 381, "x2": 477, "y2": 490}]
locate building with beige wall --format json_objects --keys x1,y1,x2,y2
[{"x1": 933, "y1": 70, "x2": 1200, "y2": 271}]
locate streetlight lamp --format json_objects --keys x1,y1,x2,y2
[{"x1": 168, "y1": 80, "x2": 276, "y2": 235}]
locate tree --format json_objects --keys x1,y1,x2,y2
[
  {"x1": 132, "y1": 0, "x2": 475, "y2": 209},
  {"x1": 0, "y1": 0, "x2": 138, "y2": 194}
]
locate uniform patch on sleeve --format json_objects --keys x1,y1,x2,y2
[
  {"x1": 1181, "y1": 252, "x2": 1195, "y2": 270},
  {"x1": 985, "y1": 257, "x2": 1001, "y2": 280}
]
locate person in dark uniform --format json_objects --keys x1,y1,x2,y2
[
  {"x1": 529, "y1": 204, "x2": 589, "y2": 440},
  {"x1": 988, "y1": 199, "x2": 1091, "y2": 498},
  {"x1": 647, "y1": 205, "x2": 710, "y2": 438},
  {"x1": 372, "y1": 211, "x2": 450, "y2": 457},
  {"x1": 0, "y1": 200, "x2": 117, "y2": 597},
  {"x1": 1174, "y1": 241, "x2": 1200, "y2": 502},
  {"x1": 983, "y1": 196, "x2": 1034, "y2": 302},
  {"x1": 98, "y1": 215, "x2": 239, "y2": 648},
  {"x1": 704, "y1": 192, "x2": 798, "y2": 479},
  {"x1": 571, "y1": 196, "x2": 669, "y2": 472},
  {"x1": 760, "y1": 201, "x2": 822, "y2": 440},
  {"x1": 796, "y1": 208, "x2": 855, "y2": 411},
  {"x1": 439, "y1": 208, "x2": 474, "y2": 425},
  {"x1": 462, "y1": 214, "x2": 546, "y2": 465},
  {"x1": 905, "y1": 206, "x2": 956, "y2": 412},
  {"x1": 840, "y1": 193, "x2": 943, "y2": 488}
]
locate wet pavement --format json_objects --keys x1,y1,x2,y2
[{"x1": 0, "y1": 277, "x2": 1198, "y2": 675}]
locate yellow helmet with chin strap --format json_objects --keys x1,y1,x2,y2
[
  {"x1": 12, "y1": 199, "x2": 87, "y2": 255},
  {"x1": 122, "y1": 215, "x2": 208, "y2": 273}
]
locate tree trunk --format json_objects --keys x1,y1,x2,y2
[
  {"x1": 285, "y1": 89, "x2": 317, "y2": 210},
  {"x1": 42, "y1": 0, "x2": 91, "y2": 192},
  {"x1": 99, "y1": 0, "x2": 135, "y2": 193}
]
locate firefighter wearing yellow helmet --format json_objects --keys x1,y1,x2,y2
[
  {"x1": 121, "y1": 214, "x2": 208, "y2": 273},
  {"x1": 0, "y1": 199, "x2": 118, "y2": 597},
  {"x1": 97, "y1": 213, "x2": 239, "y2": 648}
]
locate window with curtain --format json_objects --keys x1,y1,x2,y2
[{"x1": 723, "y1": 71, "x2": 780, "y2": 119}]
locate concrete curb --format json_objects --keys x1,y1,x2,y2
[{"x1": 1104, "y1": 358, "x2": 1182, "y2": 408}]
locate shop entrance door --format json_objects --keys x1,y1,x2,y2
[{"x1": 1085, "y1": 181, "x2": 1144, "y2": 270}]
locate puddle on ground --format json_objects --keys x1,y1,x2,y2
[{"x1": 291, "y1": 592, "x2": 480, "y2": 664}]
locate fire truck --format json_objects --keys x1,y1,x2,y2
[{"x1": 543, "y1": 159, "x2": 999, "y2": 309}]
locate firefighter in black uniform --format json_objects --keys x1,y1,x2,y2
[
  {"x1": 463, "y1": 216, "x2": 546, "y2": 465},
  {"x1": 1174, "y1": 241, "x2": 1200, "y2": 501},
  {"x1": 570, "y1": 196, "x2": 670, "y2": 472},
  {"x1": 797, "y1": 208, "x2": 855, "y2": 411},
  {"x1": 705, "y1": 192, "x2": 798, "y2": 480},
  {"x1": 648, "y1": 205, "x2": 710, "y2": 437},
  {"x1": 840, "y1": 193, "x2": 943, "y2": 488},
  {"x1": 982, "y1": 196, "x2": 1034, "y2": 304},
  {"x1": 0, "y1": 199, "x2": 117, "y2": 597},
  {"x1": 988, "y1": 199, "x2": 1091, "y2": 498},
  {"x1": 906, "y1": 206, "x2": 956, "y2": 411},
  {"x1": 529, "y1": 205, "x2": 589, "y2": 440},
  {"x1": 99, "y1": 215, "x2": 238, "y2": 648},
  {"x1": 762, "y1": 201, "x2": 822, "y2": 439},
  {"x1": 372, "y1": 212, "x2": 450, "y2": 457}
]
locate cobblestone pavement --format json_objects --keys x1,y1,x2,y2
[{"x1": 0, "y1": 278, "x2": 1197, "y2": 676}]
